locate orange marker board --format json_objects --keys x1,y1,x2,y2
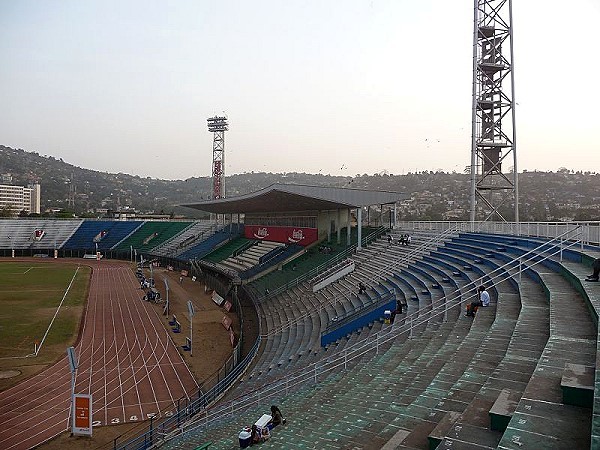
[{"x1": 73, "y1": 394, "x2": 92, "y2": 436}]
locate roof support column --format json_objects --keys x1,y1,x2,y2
[
  {"x1": 336, "y1": 209, "x2": 341, "y2": 245},
  {"x1": 393, "y1": 203, "x2": 397, "y2": 229},
  {"x1": 357, "y1": 207, "x2": 362, "y2": 250},
  {"x1": 347, "y1": 208, "x2": 351, "y2": 246},
  {"x1": 326, "y1": 210, "x2": 331, "y2": 242}
]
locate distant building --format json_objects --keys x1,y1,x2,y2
[{"x1": 0, "y1": 183, "x2": 41, "y2": 215}]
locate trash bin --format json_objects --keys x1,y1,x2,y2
[
  {"x1": 239, "y1": 429, "x2": 251, "y2": 448},
  {"x1": 384, "y1": 310, "x2": 391, "y2": 324}
]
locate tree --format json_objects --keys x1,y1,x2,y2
[{"x1": 0, "y1": 204, "x2": 15, "y2": 217}]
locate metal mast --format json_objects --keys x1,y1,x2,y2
[
  {"x1": 470, "y1": 0, "x2": 518, "y2": 224},
  {"x1": 207, "y1": 116, "x2": 228, "y2": 200}
]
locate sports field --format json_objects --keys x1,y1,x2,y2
[{"x1": 0, "y1": 260, "x2": 90, "y2": 390}]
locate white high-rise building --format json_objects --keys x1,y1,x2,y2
[{"x1": 0, "y1": 183, "x2": 41, "y2": 215}]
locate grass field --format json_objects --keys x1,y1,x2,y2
[{"x1": 0, "y1": 260, "x2": 91, "y2": 390}]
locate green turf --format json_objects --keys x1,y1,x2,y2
[{"x1": 0, "y1": 261, "x2": 91, "y2": 357}]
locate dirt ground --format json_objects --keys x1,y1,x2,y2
[{"x1": 35, "y1": 265, "x2": 239, "y2": 450}]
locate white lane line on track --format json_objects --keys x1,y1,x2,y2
[
  {"x1": 0, "y1": 267, "x2": 112, "y2": 446},
  {"x1": 93, "y1": 268, "x2": 157, "y2": 422},
  {"x1": 109, "y1": 269, "x2": 127, "y2": 423},
  {"x1": 36, "y1": 265, "x2": 81, "y2": 355},
  {"x1": 117, "y1": 268, "x2": 146, "y2": 420},
  {"x1": 113, "y1": 268, "x2": 135, "y2": 423},
  {"x1": 136, "y1": 269, "x2": 198, "y2": 412},
  {"x1": 0, "y1": 263, "x2": 200, "y2": 450}
]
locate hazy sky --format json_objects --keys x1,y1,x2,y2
[{"x1": 1, "y1": 0, "x2": 599, "y2": 180}]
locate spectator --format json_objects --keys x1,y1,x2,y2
[
  {"x1": 396, "y1": 299, "x2": 405, "y2": 314},
  {"x1": 466, "y1": 286, "x2": 490, "y2": 317},
  {"x1": 250, "y1": 425, "x2": 261, "y2": 445},
  {"x1": 586, "y1": 258, "x2": 600, "y2": 282},
  {"x1": 358, "y1": 282, "x2": 366, "y2": 295},
  {"x1": 270, "y1": 405, "x2": 286, "y2": 426}
]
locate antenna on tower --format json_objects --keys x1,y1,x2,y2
[
  {"x1": 207, "y1": 115, "x2": 228, "y2": 200},
  {"x1": 469, "y1": 0, "x2": 518, "y2": 225},
  {"x1": 67, "y1": 171, "x2": 76, "y2": 210}
]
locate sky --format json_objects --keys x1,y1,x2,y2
[{"x1": 1, "y1": 0, "x2": 599, "y2": 180}]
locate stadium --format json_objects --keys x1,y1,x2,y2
[
  {"x1": 1, "y1": 183, "x2": 600, "y2": 449},
  {"x1": 2, "y1": 1, "x2": 599, "y2": 449}
]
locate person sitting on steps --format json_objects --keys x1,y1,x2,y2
[
  {"x1": 270, "y1": 405, "x2": 286, "y2": 426},
  {"x1": 466, "y1": 285, "x2": 490, "y2": 317}
]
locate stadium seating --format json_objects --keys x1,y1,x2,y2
[
  {"x1": 62, "y1": 220, "x2": 145, "y2": 251},
  {"x1": 0, "y1": 219, "x2": 83, "y2": 250},
  {"x1": 155, "y1": 227, "x2": 599, "y2": 450},
  {"x1": 150, "y1": 220, "x2": 216, "y2": 257},
  {"x1": 114, "y1": 221, "x2": 192, "y2": 253},
  {"x1": 177, "y1": 226, "x2": 241, "y2": 262}
]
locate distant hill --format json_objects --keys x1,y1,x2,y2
[{"x1": 1, "y1": 145, "x2": 599, "y2": 221}]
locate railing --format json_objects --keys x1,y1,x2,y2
[
  {"x1": 398, "y1": 220, "x2": 600, "y2": 245},
  {"x1": 160, "y1": 225, "x2": 585, "y2": 447},
  {"x1": 258, "y1": 227, "x2": 457, "y2": 338}
]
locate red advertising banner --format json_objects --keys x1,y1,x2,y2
[{"x1": 244, "y1": 225, "x2": 318, "y2": 246}]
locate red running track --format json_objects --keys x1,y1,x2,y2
[{"x1": 0, "y1": 261, "x2": 199, "y2": 450}]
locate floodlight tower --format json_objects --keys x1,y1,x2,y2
[
  {"x1": 469, "y1": 0, "x2": 518, "y2": 224},
  {"x1": 207, "y1": 116, "x2": 228, "y2": 200}
]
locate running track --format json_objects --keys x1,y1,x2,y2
[{"x1": 0, "y1": 260, "x2": 199, "y2": 450}]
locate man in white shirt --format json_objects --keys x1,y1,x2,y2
[
  {"x1": 466, "y1": 285, "x2": 490, "y2": 316},
  {"x1": 480, "y1": 286, "x2": 490, "y2": 307}
]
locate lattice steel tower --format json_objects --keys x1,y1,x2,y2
[
  {"x1": 207, "y1": 116, "x2": 228, "y2": 200},
  {"x1": 470, "y1": 0, "x2": 518, "y2": 223}
]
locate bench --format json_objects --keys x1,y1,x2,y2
[
  {"x1": 561, "y1": 363, "x2": 594, "y2": 408},
  {"x1": 428, "y1": 411, "x2": 461, "y2": 450},
  {"x1": 489, "y1": 388, "x2": 521, "y2": 432},
  {"x1": 193, "y1": 442, "x2": 212, "y2": 450}
]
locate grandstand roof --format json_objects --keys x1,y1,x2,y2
[{"x1": 182, "y1": 184, "x2": 407, "y2": 214}]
